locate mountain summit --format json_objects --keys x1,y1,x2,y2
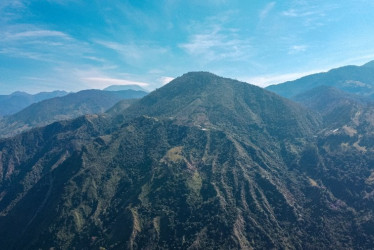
[
  {"x1": 122, "y1": 72, "x2": 320, "y2": 139},
  {"x1": 0, "y1": 72, "x2": 374, "y2": 249}
]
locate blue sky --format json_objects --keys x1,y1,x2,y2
[{"x1": 1, "y1": 0, "x2": 374, "y2": 94}]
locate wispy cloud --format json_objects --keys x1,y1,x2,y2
[
  {"x1": 159, "y1": 76, "x2": 174, "y2": 85},
  {"x1": 180, "y1": 31, "x2": 252, "y2": 62},
  {"x1": 281, "y1": 2, "x2": 338, "y2": 29},
  {"x1": 0, "y1": 25, "x2": 93, "y2": 64},
  {"x1": 0, "y1": 0, "x2": 25, "y2": 11},
  {"x1": 179, "y1": 14, "x2": 253, "y2": 64},
  {"x1": 70, "y1": 67, "x2": 150, "y2": 90},
  {"x1": 282, "y1": 9, "x2": 319, "y2": 17},
  {"x1": 259, "y1": 2, "x2": 276, "y2": 20},
  {"x1": 289, "y1": 45, "x2": 308, "y2": 54},
  {"x1": 0, "y1": 0, "x2": 27, "y2": 22},
  {"x1": 242, "y1": 69, "x2": 327, "y2": 87},
  {"x1": 95, "y1": 40, "x2": 168, "y2": 64},
  {"x1": 82, "y1": 56, "x2": 107, "y2": 63},
  {"x1": 82, "y1": 77, "x2": 149, "y2": 87},
  {"x1": 1, "y1": 30, "x2": 71, "y2": 41},
  {"x1": 0, "y1": 47, "x2": 47, "y2": 61}
]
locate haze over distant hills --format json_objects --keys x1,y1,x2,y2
[
  {"x1": 266, "y1": 60, "x2": 374, "y2": 98},
  {"x1": 0, "y1": 91, "x2": 67, "y2": 116},
  {"x1": 104, "y1": 84, "x2": 148, "y2": 92},
  {"x1": 1, "y1": 71, "x2": 374, "y2": 249},
  {"x1": 0, "y1": 89, "x2": 147, "y2": 138}
]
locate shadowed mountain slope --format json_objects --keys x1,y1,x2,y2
[
  {"x1": 292, "y1": 86, "x2": 370, "y2": 126},
  {"x1": 290, "y1": 86, "x2": 374, "y2": 241}
]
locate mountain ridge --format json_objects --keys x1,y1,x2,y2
[
  {"x1": 0, "y1": 89, "x2": 147, "y2": 138},
  {"x1": 0, "y1": 90, "x2": 68, "y2": 116},
  {"x1": 266, "y1": 60, "x2": 374, "y2": 98}
]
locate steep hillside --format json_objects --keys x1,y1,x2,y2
[
  {"x1": 292, "y1": 86, "x2": 374, "y2": 243},
  {"x1": 106, "y1": 99, "x2": 139, "y2": 116},
  {"x1": 292, "y1": 86, "x2": 369, "y2": 126},
  {"x1": 0, "y1": 89, "x2": 147, "y2": 138},
  {"x1": 0, "y1": 72, "x2": 373, "y2": 249},
  {"x1": 266, "y1": 61, "x2": 374, "y2": 98}
]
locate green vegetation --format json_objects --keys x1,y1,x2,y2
[{"x1": 0, "y1": 72, "x2": 374, "y2": 249}]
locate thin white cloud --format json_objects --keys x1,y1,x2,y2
[
  {"x1": 281, "y1": 3, "x2": 338, "y2": 30},
  {"x1": 0, "y1": 0, "x2": 27, "y2": 22},
  {"x1": 111, "y1": 2, "x2": 159, "y2": 32},
  {"x1": 22, "y1": 76, "x2": 53, "y2": 82},
  {"x1": 82, "y1": 56, "x2": 107, "y2": 63},
  {"x1": 282, "y1": 9, "x2": 319, "y2": 17},
  {"x1": 95, "y1": 40, "x2": 167, "y2": 64},
  {"x1": 0, "y1": 25, "x2": 93, "y2": 64},
  {"x1": 159, "y1": 76, "x2": 174, "y2": 85},
  {"x1": 0, "y1": 0, "x2": 25, "y2": 10},
  {"x1": 242, "y1": 69, "x2": 327, "y2": 88},
  {"x1": 179, "y1": 26, "x2": 252, "y2": 64},
  {"x1": 289, "y1": 45, "x2": 308, "y2": 54},
  {"x1": 0, "y1": 47, "x2": 46, "y2": 61},
  {"x1": 260, "y1": 2, "x2": 276, "y2": 20},
  {"x1": 96, "y1": 41, "x2": 141, "y2": 61},
  {"x1": 2, "y1": 30, "x2": 71, "y2": 41},
  {"x1": 82, "y1": 77, "x2": 149, "y2": 88}
]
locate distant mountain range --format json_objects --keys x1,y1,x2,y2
[
  {"x1": 0, "y1": 90, "x2": 67, "y2": 116},
  {"x1": 104, "y1": 84, "x2": 148, "y2": 92},
  {"x1": 266, "y1": 60, "x2": 374, "y2": 98},
  {"x1": 0, "y1": 84, "x2": 148, "y2": 118},
  {"x1": 1, "y1": 70, "x2": 374, "y2": 249},
  {"x1": 0, "y1": 89, "x2": 147, "y2": 138}
]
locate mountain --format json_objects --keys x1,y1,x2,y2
[
  {"x1": 0, "y1": 90, "x2": 67, "y2": 116},
  {"x1": 0, "y1": 72, "x2": 374, "y2": 249},
  {"x1": 0, "y1": 89, "x2": 147, "y2": 138},
  {"x1": 117, "y1": 72, "x2": 320, "y2": 139},
  {"x1": 266, "y1": 60, "x2": 374, "y2": 98},
  {"x1": 104, "y1": 84, "x2": 148, "y2": 92}
]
